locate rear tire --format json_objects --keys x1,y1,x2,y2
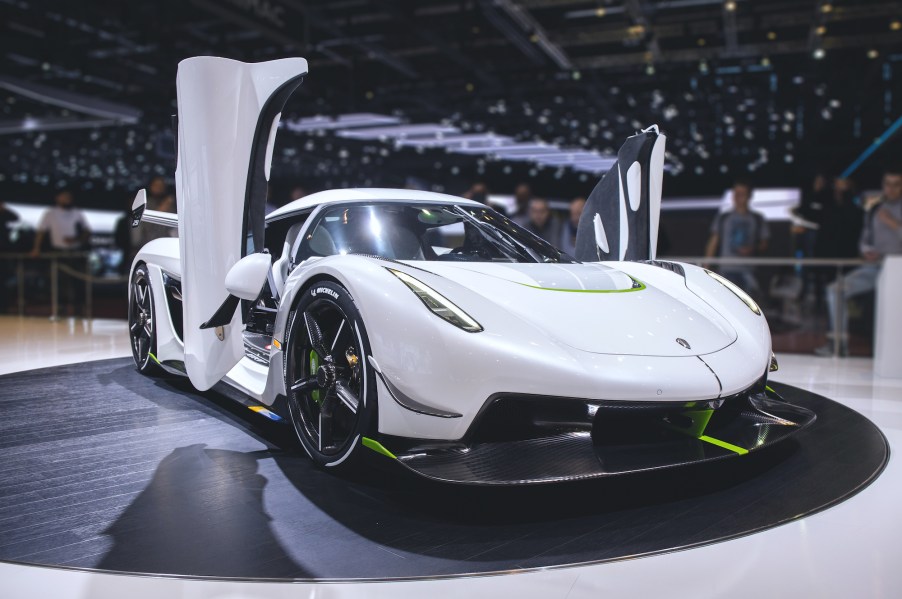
[
  {"x1": 284, "y1": 281, "x2": 377, "y2": 471},
  {"x1": 128, "y1": 264, "x2": 162, "y2": 375}
]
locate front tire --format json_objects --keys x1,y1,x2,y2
[
  {"x1": 284, "y1": 281, "x2": 376, "y2": 471},
  {"x1": 128, "y1": 264, "x2": 161, "y2": 375}
]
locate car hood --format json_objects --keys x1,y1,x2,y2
[{"x1": 406, "y1": 262, "x2": 737, "y2": 357}]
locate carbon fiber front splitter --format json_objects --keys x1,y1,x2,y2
[{"x1": 391, "y1": 392, "x2": 816, "y2": 485}]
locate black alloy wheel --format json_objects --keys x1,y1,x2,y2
[
  {"x1": 285, "y1": 281, "x2": 375, "y2": 469},
  {"x1": 128, "y1": 264, "x2": 161, "y2": 374}
]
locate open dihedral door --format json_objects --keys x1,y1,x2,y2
[
  {"x1": 175, "y1": 56, "x2": 307, "y2": 390},
  {"x1": 573, "y1": 126, "x2": 666, "y2": 262}
]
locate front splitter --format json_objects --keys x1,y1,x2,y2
[{"x1": 394, "y1": 393, "x2": 816, "y2": 485}]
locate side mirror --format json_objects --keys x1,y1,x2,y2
[
  {"x1": 131, "y1": 189, "x2": 147, "y2": 228},
  {"x1": 224, "y1": 253, "x2": 272, "y2": 301}
]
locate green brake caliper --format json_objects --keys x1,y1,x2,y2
[{"x1": 309, "y1": 350, "x2": 321, "y2": 404}]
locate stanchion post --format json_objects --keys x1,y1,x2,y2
[
  {"x1": 16, "y1": 257, "x2": 25, "y2": 316},
  {"x1": 833, "y1": 266, "x2": 844, "y2": 357},
  {"x1": 50, "y1": 257, "x2": 59, "y2": 321},
  {"x1": 85, "y1": 254, "x2": 92, "y2": 320}
]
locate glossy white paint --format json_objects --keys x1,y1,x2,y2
[
  {"x1": 592, "y1": 213, "x2": 609, "y2": 254},
  {"x1": 648, "y1": 134, "x2": 666, "y2": 259},
  {"x1": 174, "y1": 56, "x2": 307, "y2": 390},
  {"x1": 0, "y1": 348, "x2": 898, "y2": 598},
  {"x1": 139, "y1": 209, "x2": 178, "y2": 228},
  {"x1": 224, "y1": 253, "x2": 272, "y2": 301},
  {"x1": 267, "y1": 187, "x2": 482, "y2": 220},
  {"x1": 409, "y1": 261, "x2": 737, "y2": 357}
]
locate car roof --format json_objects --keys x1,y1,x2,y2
[{"x1": 267, "y1": 187, "x2": 483, "y2": 220}]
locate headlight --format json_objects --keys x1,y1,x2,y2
[
  {"x1": 387, "y1": 268, "x2": 483, "y2": 333},
  {"x1": 705, "y1": 269, "x2": 761, "y2": 315}
]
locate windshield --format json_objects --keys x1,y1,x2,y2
[{"x1": 296, "y1": 202, "x2": 575, "y2": 264}]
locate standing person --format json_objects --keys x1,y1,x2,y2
[
  {"x1": 558, "y1": 197, "x2": 586, "y2": 256},
  {"x1": 524, "y1": 198, "x2": 561, "y2": 245},
  {"x1": 817, "y1": 166, "x2": 902, "y2": 356},
  {"x1": 29, "y1": 189, "x2": 91, "y2": 317},
  {"x1": 704, "y1": 178, "x2": 769, "y2": 296},
  {"x1": 793, "y1": 171, "x2": 831, "y2": 255},
  {"x1": 814, "y1": 178, "x2": 864, "y2": 260},
  {"x1": 464, "y1": 182, "x2": 489, "y2": 205},
  {"x1": 147, "y1": 176, "x2": 174, "y2": 210},
  {"x1": 0, "y1": 202, "x2": 20, "y2": 313},
  {"x1": 511, "y1": 183, "x2": 532, "y2": 226},
  {"x1": 808, "y1": 177, "x2": 864, "y2": 310},
  {"x1": 793, "y1": 171, "x2": 831, "y2": 300}
]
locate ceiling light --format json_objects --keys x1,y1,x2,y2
[
  {"x1": 595, "y1": 8, "x2": 606, "y2": 17},
  {"x1": 767, "y1": 31, "x2": 777, "y2": 40},
  {"x1": 868, "y1": 49, "x2": 879, "y2": 59},
  {"x1": 724, "y1": 1, "x2": 737, "y2": 11},
  {"x1": 891, "y1": 21, "x2": 901, "y2": 31},
  {"x1": 816, "y1": 26, "x2": 826, "y2": 35},
  {"x1": 821, "y1": 3, "x2": 833, "y2": 13},
  {"x1": 813, "y1": 48, "x2": 826, "y2": 59}
]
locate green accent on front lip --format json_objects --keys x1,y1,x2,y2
[
  {"x1": 516, "y1": 277, "x2": 646, "y2": 293},
  {"x1": 665, "y1": 407, "x2": 747, "y2": 455},
  {"x1": 765, "y1": 385, "x2": 775, "y2": 393},
  {"x1": 699, "y1": 435, "x2": 749, "y2": 455},
  {"x1": 148, "y1": 352, "x2": 160, "y2": 364},
  {"x1": 683, "y1": 409, "x2": 715, "y2": 438},
  {"x1": 362, "y1": 437, "x2": 397, "y2": 460}
]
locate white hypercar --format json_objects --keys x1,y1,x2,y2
[{"x1": 127, "y1": 56, "x2": 814, "y2": 485}]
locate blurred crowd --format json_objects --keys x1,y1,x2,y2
[
  {"x1": 1, "y1": 166, "x2": 901, "y2": 357},
  {"x1": 463, "y1": 182, "x2": 586, "y2": 257}
]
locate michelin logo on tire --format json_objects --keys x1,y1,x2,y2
[{"x1": 311, "y1": 287, "x2": 339, "y2": 299}]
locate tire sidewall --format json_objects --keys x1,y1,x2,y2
[{"x1": 285, "y1": 280, "x2": 376, "y2": 469}]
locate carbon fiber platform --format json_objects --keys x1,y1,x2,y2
[
  {"x1": 396, "y1": 394, "x2": 816, "y2": 485},
  {"x1": 0, "y1": 359, "x2": 886, "y2": 581}
]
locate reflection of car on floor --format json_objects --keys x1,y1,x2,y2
[{"x1": 127, "y1": 56, "x2": 815, "y2": 485}]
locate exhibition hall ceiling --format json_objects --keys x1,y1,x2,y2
[{"x1": 2, "y1": 0, "x2": 901, "y2": 202}]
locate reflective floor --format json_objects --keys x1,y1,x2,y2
[
  {"x1": 0, "y1": 316, "x2": 130, "y2": 376},
  {"x1": 0, "y1": 316, "x2": 899, "y2": 598}
]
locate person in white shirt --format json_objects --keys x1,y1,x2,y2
[
  {"x1": 30, "y1": 190, "x2": 91, "y2": 316},
  {"x1": 30, "y1": 190, "x2": 90, "y2": 254}
]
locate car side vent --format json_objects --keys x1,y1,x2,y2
[{"x1": 641, "y1": 260, "x2": 685, "y2": 277}]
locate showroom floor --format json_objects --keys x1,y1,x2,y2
[{"x1": 0, "y1": 315, "x2": 899, "y2": 598}]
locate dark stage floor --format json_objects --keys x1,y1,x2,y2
[{"x1": 0, "y1": 358, "x2": 888, "y2": 581}]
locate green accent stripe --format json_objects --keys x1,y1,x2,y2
[
  {"x1": 517, "y1": 278, "x2": 646, "y2": 294},
  {"x1": 699, "y1": 435, "x2": 749, "y2": 455},
  {"x1": 148, "y1": 352, "x2": 160, "y2": 364},
  {"x1": 683, "y1": 409, "x2": 714, "y2": 438},
  {"x1": 362, "y1": 437, "x2": 396, "y2": 460},
  {"x1": 765, "y1": 385, "x2": 775, "y2": 393}
]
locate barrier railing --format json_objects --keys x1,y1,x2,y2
[
  {"x1": 1, "y1": 252, "x2": 875, "y2": 357},
  {"x1": 1, "y1": 252, "x2": 128, "y2": 321}
]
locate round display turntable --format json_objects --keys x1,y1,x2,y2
[{"x1": 0, "y1": 358, "x2": 887, "y2": 581}]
